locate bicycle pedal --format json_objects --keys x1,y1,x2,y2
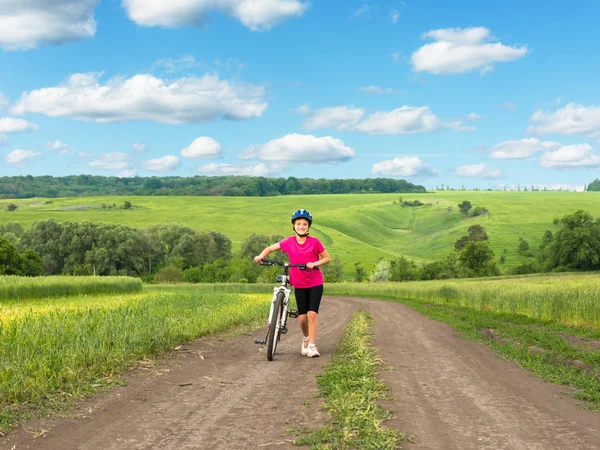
[
  {"x1": 254, "y1": 338, "x2": 265, "y2": 344},
  {"x1": 281, "y1": 326, "x2": 288, "y2": 334},
  {"x1": 288, "y1": 310, "x2": 299, "y2": 318}
]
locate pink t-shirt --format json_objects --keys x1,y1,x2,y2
[{"x1": 279, "y1": 236, "x2": 325, "y2": 288}]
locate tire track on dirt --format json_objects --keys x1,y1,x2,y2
[
  {"x1": 344, "y1": 297, "x2": 600, "y2": 450},
  {"x1": 2, "y1": 297, "x2": 358, "y2": 450}
]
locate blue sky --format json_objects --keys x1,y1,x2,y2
[{"x1": 1, "y1": 0, "x2": 599, "y2": 191}]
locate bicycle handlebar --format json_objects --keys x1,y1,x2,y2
[{"x1": 260, "y1": 259, "x2": 308, "y2": 270}]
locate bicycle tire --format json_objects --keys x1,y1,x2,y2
[{"x1": 267, "y1": 291, "x2": 285, "y2": 361}]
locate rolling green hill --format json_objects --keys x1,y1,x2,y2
[{"x1": 2, "y1": 191, "x2": 600, "y2": 276}]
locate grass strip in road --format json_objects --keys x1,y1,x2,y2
[{"x1": 295, "y1": 310, "x2": 405, "y2": 449}]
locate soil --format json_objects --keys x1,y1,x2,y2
[{"x1": 3, "y1": 296, "x2": 600, "y2": 450}]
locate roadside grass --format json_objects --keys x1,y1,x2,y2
[
  {"x1": 324, "y1": 279, "x2": 600, "y2": 411},
  {"x1": 295, "y1": 310, "x2": 405, "y2": 449},
  {"x1": 0, "y1": 275, "x2": 142, "y2": 301},
  {"x1": 0, "y1": 289, "x2": 269, "y2": 432}
]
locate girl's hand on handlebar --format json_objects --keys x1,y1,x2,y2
[
  {"x1": 253, "y1": 256, "x2": 263, "y2": 264},
  {"x1": 306, "y1": 262, "x2": 316, "y2": 269}
]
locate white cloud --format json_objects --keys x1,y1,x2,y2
[
  {"x1": 358, "y1": 86, "x2": 405, "y2": 95},
  {"x1": 240, "y1": 133, "x2": 355, "y2": 164},
  {"x1": 372, "y1": 156, "x2": 436, "y2": 177},
  {"x1": 89, "y1": 152, "x2": 132, "y2": 171},
  {"x1": 527, "y1": 103, "x2": 600, "y2": 138},
  {"x1": 122, "y1": 0, "x2": 308, "y2": 31},
  {"x1": 466, "y1": 113, "x2": 481, "y2": 121},
  {"x1": 390, "y1": 10, "x2": 399, "y2": 23},
  {"x1": 540, "y1": 144, "x2": 600, "y2": 169},
  {"x1": 489, "y1": 138, "x2": 560, "y2": 159},
  {"x1": 0, "y1": 0, "x2": 98, "y2": 51},
  {"x1": 6, "y1": 149, "x2": 42, "y2": 165},
  {"x1": 0, "y1": 117, "x2": 38, "y2": 133},
  {"x1": 118, "y1": 169, "x2": 137, "y2": 178},
  {"x1": 411, "y1": 27, "x2": 528, "y2": 74},
  {"x1": 11, "y1": 72, "x2": 267, "y2": 124},
  {"x1": 355, "y1": 106, "x2": 444, "y2": 135},
  {"x1": 152, "y1": 55, "x2": 200, "y2": 73},
  {"x1": 198, "y1": 162, "x2": 274, "y2": 176},
  {"x1": 0, "y1": 92, "x2": 8, "y2": 111},
  {"x1": 181, "y1": 136, "x2": 221, "y2": 158},
  {"x1": 303, "y1": 106, "x2": 365, "y2": 131},
  {"x1": 502, "y1": 101, "x2": 517, "y2": 111},
  {"x1": 46, "y1": 140, "x2": 69, "y2": 151},
  {"x1": 132, "y1": 142, "x2": 149, "y2": 153},
  {"x1": 302, "y1": 105, "x2": 468, "y2": 135},
  {"x1": 142, "y1": 155, "x2": 180, "y2": 172},
  {"x1": 293, "y1": 104, "x2": 311, "y2": 115},
  {"x1": 351, "y1": 5, "x2": 370, "y2": 18},
  {"x1": 456, "y1": 164, "x2": 501, "y2": 179}
]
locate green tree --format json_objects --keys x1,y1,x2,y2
[
  {"x1": 390, "y1": 256, "x2": 417, "y2": 281},
  {"x1": 458, "y1": 241, "x2": 497, "y2": 277},
  {"x1": 454, "y1": 224, "x2": 488, "y2": 252},
  {"x1": 322, "y1": 254, "x2": 343, "y2": 283},
  {"x1": 21, "y1": 249, "x2": 43, "y2": 276},
  {"x1": 123, "y1": 201, "x2": 132, "y2": 209},
  {"x1": 6, "y1": 203, "x2": 18, "y2": 211},
  {"x1": 545, "y1": 210, "x2": 600, "y2": 271},
  {"x1": 458, "y1": 200, "x2": 472, "y2": 215},
  {"x1": 0, "y1": 236, "x2": 23, "y2": 275},
  {"x1": 353, "y1": 262, "x2": 366, "y2": 282},
  {"x1": 369, "y1": 259, "x2": 391, "y2": 282}
]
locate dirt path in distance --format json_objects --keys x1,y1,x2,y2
[{"x1": 4, "y1": 296, "x2": 600, "y2": 450}]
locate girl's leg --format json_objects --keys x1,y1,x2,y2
[
  {"x1": 307, "y1": 311, "x2": 318, "y2": 344},
  {"x1": 298, "y1": 314, "x2": 309, "y2": 337}
]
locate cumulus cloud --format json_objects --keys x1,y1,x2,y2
[
  {"x1": 0, "y1": 117, "x2": 38, "y2": 133},
  {"x1": 152, "y1": 55, "x2": 200, "y2": 74},
  {"x1": 488, "y1": 138, "x2": 560, "y2": 159},
  {"x1": 6, "y1": 149, "x2": 42, "y2": 165},
  {"x1": 527, "y1": 103, "x2": 600, "y2": 138},
  {"x1": 390, "y1": 10, "x2": 400, "y2": 23},
  {"x1": 122, "y1": 0, "x2": 309, "y2": 31},
  {"x1": 456, "y1": 164, "x2": 501, "y2": 179},
  {"x1": 302, "y1": 106, "x2": 365, "y2": 131},
  {"x1": 240, "y1": 133, "x2": 355, "y2": 164},
  {"x1": 466, "y1": 113, "x2": 481, "y2": 121},
  {"x1": 540, "y1": 144, "x2": 600, "y2": 169},
  {"x1": 372, "y1": 156, "x2": 436, "y2": 177},
  {"x1": 10, "y1": 72, "x2": 267, "y2": 124},
  {"x1": 142, "y1": 155, "x2": 180, "y2": 172},
  {"x1": 46, "y1": 140, "x2": 69, "y2": 150},
  {"x1": 89, "y1": 152, "x2": 132, "y2": 171},
  {"x1": 132, "y1": 142, "x2": 149, "y2": 153},
  {"x1": 117, "y1": 169, "x2": 137, "y2": 178},
  {"x1": 198, "y1": 162, "x2": 274, "y2": 176},
  {"x1": 181, "y1": 136, "x2": 221, "y2": 158},
  {"x1": 0, "y1": 0, "x2": 98, "y2": 51},
  {"x1": 411, "y1": 27, "x2": 528, "y2": 74},
  {"x1": 301, "y1": 105, "x2": 466, "y2": 135}
]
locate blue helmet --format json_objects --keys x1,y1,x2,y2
[{"x1": 291, "y1": 209, "x2": 312, "y2": 225}]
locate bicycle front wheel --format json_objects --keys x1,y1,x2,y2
[{"x1": 267, "y1": 291, "x2": 285, "y2": 361}]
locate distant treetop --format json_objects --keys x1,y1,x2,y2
[
  {"x1": 0, "y1": 175, "x2": 426, "y2": 199},
  {"x1": 587, "y1": 178, "x2": 600, "y2": 191}
]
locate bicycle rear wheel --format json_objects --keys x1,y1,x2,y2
[{"x1": 267, "y1": 291, "x2": 285, "y2": 361}]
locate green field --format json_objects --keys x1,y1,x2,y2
[{"x1": 2, "y1": 191, "x2": 600, "y2": 275}]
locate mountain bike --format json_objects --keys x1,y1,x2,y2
[{"x1": 254, "y1": 259, "x2": 307, "y2": 361}]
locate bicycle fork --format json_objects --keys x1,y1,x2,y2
[{"x1": 254, "y1": 288, "x2": 299, "y2": 345}]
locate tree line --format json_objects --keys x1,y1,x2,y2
[
  {"x1": 0, "y1": 175, "x2": 426, "y2": 199},
  {"x1": 0, "y1": 221, "x2": 344, "y2": 283}
]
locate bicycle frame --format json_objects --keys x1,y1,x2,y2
[{"x1": 254, "y1": 259, "x2": 304, "y2": 360}]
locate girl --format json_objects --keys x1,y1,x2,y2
[{"x1": 254, "y1": 209, "x2": 331, "y2": 357}]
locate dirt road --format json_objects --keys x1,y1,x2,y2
[{"x1": 4, "y1": 297, "x2": 600, "y2": 449}]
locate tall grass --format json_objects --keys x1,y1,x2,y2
[
  {"x1": 0, "y1": 290, "x2": 268, "y2": 430},
  {"x1": 0, "y1": 275, "x2": 142, "y2": 301},
  {"x1": 326, "y1": 273, "x2": 600, "y2": 328}
]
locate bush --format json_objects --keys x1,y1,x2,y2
[{"x1": 156, "y1": 266, "x2": 181, "y2": 283}]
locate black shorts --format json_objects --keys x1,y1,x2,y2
[{"x1": 294, "y1": 284, "x2": 324, "y2": 315}]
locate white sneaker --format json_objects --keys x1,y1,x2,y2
[
  {"x1": 301, "y1": 338, "x2": 310, "y2": 356},
  {"x1": 306, "y1": 344, "x2": 320, "y2": 358}
]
